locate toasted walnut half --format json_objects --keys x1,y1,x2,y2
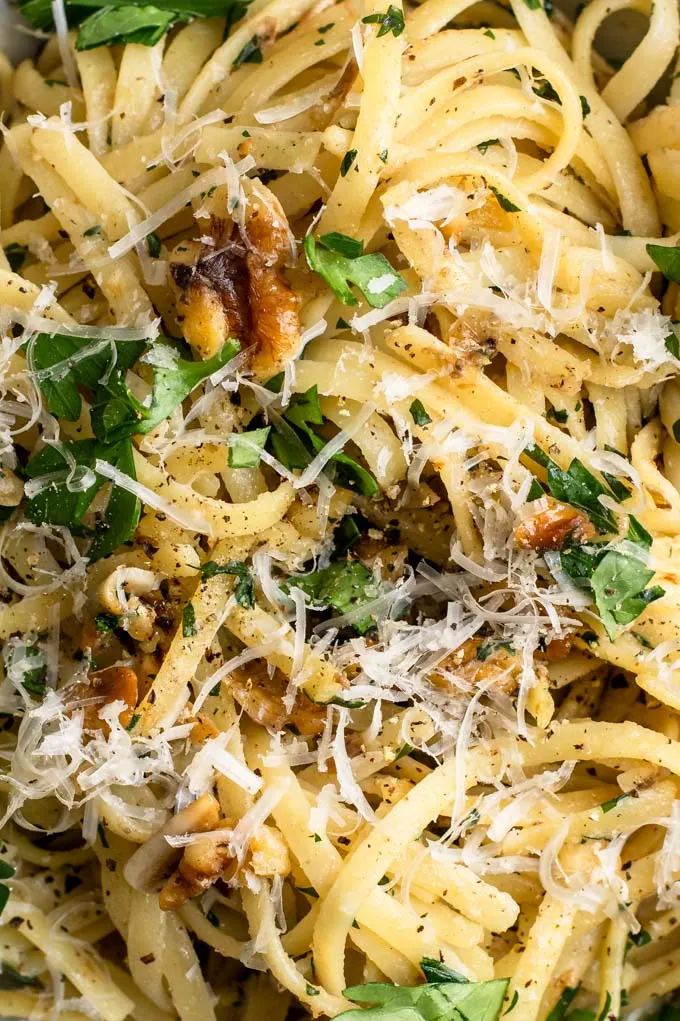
[
  {"x1": 228, "y1": 660, "x2": 327, "y2": 736},
  {"x1": 159, "y1": 830, "x2": 235, "y2": 910},
  {"x1": 169, "y1": 183, "x2": 300, "y2": 378},
  {"x1": 514, "y1": 496, "x2": 595, "y2": 551},
  {"x1": 68, "y1": 665, "x2": 138, "y2": 732}
]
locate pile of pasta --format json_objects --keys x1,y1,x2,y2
[{"x1": 6, "y1": 0, "x2": 680, "y2": 1019}]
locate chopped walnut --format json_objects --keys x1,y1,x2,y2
[
  {"x1": 514, "y1": 496, "x2": 595, "y2": 551},
  {"x1": 429, "y1": 639, "x2": 519, "y2": 694},
  {"x1": 541, "y1": 636, "x2": 574, "y2": 662},
  {"x1": 159, "y1": 830, "x2": 235, "y2": 910},
  {"x1": 68, "y1": 666, "x2": 138, "y2": 732},
  {"x1": 228, "y1": 661, "x2": 327, "y2": 736},
  {"x1": 169, "y1": 184, "x2": 300, "y2": 378},
  {"x1": 250, "y1": 824, "x2": 290, "y2": 877}
]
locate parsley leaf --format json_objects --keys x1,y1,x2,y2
[
  {"x1": 95, "y1": 612, "x2": 120, "y2": 633},
  {"x1": 182, "y1": 602, "x2": 198, "y2": 637},
  {"x1": 4, "y1": 243, "x2": 27, "y2": 273},
  {"x1": 600, "y1": 791, "x2": 631, "y2": 813},
  {"x1": 285, "y1": 560, "x2": 383, "y2": 634},
  {"x1": 233, "y1": 34, "x2": 263, "y2": 67},
  {"x1": 410, "y1": 399, "x2": 431, "y2": 426},
  {"x1": 146, "y1": 231, "x2": 162, "y2": 258},
  {"x1": 228, "y1": 426, "x2": 270, "y2": 468},
  {"x1": 28, "y1": 331, "x2": 144, "y2": 422},
  {"x1": 268, "y1": 386, "x2": 379, "y2": 496},
  {"x1": 304, "y1": 234, "x2": 406, "y2": 309},
  {"x1": 0, "y1": 961, "x2": 42, "y2": 990},
  {"x1": 200, "y1": 559, "x2": 254, "y2": 607},
  {"x1": 590, "y1": 552, "x2": 663, "y2": 640},
  {"x1": 647, "y1": 244, "x2": 680, "y2": 283},
  {"x1": 16, "y1": 646, "x2": 47, "y2": 698},
  {"x1": 19, "y1": 0, "x2": 255, "y2": 49},
  {"x1": 340, "y1": 149, "x2": 358, "y2": 177},
  {"x1": 320, "y1": 232, "x2": 364, "y2": 258},
  {"x1": 340, "y1": 967, "x2": 509, "y2": 1021},
  {"x1": 525, "y1": 448, "x2": 617, "y2": 534},
  {"x1": 545, "y1": 986, "x2": 579, "y2": 1021},
  {"x1": 0, "y1": 859, "x2": 14, "y2": 920},
  {"x1": 75, "y1": 6, "x2": 176, "y2": 47},
  {"x1": 361, "y1": 4, "x2": 405, "y2": 37},
  {"x1": 24, "y1": 437, "x2": 140, "y2": 561},
  {"x1": 90, "y1": 338, "x2": 240, "y2": 444},
  {"x1": 489, "y1": 185, "x2": 520, "y2": 213},
  {"x1": 420, "y1": 960, "x2": 468, "y2": 984}
]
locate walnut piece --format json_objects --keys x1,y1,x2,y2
[
  {"x1": 514, "y1": 496, "x2": 595, "y2": 551},
  {"x1": 169, "y1": 184, "x2": 300, "y2": 378},
  {"x1": 69, "y1": 666, "x2": 138, "y2": 732}
]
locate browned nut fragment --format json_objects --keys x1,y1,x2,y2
[
  {"x1": 68, "y1": 666, "x2": 138, "y2": 732},
  {"x1": 249, "y1": 824, "x2": 290, "y2": 877},
  {"x1": 159, "y1": 830, "x2": 235, "y2": 910},
  {"x1": 514, "y1": 496, "x2": 595, "y2": 551}
]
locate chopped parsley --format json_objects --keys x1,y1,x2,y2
[
  {"x1": 361, "y1": 4, "x2": 405, "y2": 37},
  {"x1": 304, "y1": 234, "x2": 406, "y2": 309},
  {"x1": 182, "y1": 603, "x2": 198, "y2": 638}
]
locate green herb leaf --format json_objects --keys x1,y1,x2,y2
[
  {"x1": 83, "y1": 224, "x2": 102, "y2": 236},
  {"x1": 647, "y1": 244, "x2": 680, "y2": 283},
  {"x1": 4, "y1": 243, "x2": 28, "y2": 272},
  {"x1": 0, "y1": 861, "x2": 15, "y2": 881},
  {"x1": 24, "y1": 437, "x2": 140, "y2": 561},
  {"x1": 76, "y1": 5, "x2": 177, "y2": 48},
  {"x1": 11, "y1": 645, "x2": 47, "y2": 698},
  {"x1": 233, "y1": 34, "x2": 263, "y2": 67},
  {"x1": 476, "y1": 641, "x2": 514, "y2": 661},
  {"x1": 266, "y1": 386, "x2": 379, "y2": 496},
  {"x1": 146, "y1": 231, "x2": 162, "y2": 258},
  {"x1": 0, "y1": 961, "x2": 42, "y2": 989},
  {"x1": 590, "y1": 552, "x2": 663, "y2": 640},
  {"x1": 527, "y1": 478, "x2": 546, "y2": 501},
  {"x1": 540, "y1": 456, "x2": 617, "y2": 534},
  {"x1": 319, "y1": 232, "x2": 364, "y2": 258},
  {"x1": 545, "y1": 986, "x2": 579, "y2": 1021},
  {"x1": 666, "y1": 331, "x2": 680, "y2": 359},
  {"x1": 336, "y1": 515, "x2": 361, "y2": 551},
  {"x1": 600, "y1": 791, "x2": 631, "y2": 813},
  {"x1": 0, "y1": 885, "x2": 9, "y2": 916},
  {"x1": 628, "y1": 928, "x2": 651, "y2": 947},
  {"x1": 339, "y1": 972, "x2": 509, "y2": 1021},
  {"x1": 580, "y1": 95, "x2": 590, "y2": 117},
  {"x1": 285, "y1": 560, "x2": 383, "y2": 634},
  {"x1": 361, "y1": 4, "x2": 405, "y2": 37},
  {"x1": 228, "y1": 426, "x2": 270, "y2": 468},
  {"x1": 95, "y1": 612, "x2": 120, "y2": 633},
  {"x1": 522, "y1": 0, "x2": 542, "y2": 8},
  {"x1": 420, "y1": 959, "x2": 468, "y2": 984},
  {"x1": 505, "y1": 991, "x2": 519, "y2": 1014},
  {"x1": 182, "y1": 602, "x2": 198, "y2": 637},
  {"x1": 340, "y1": 149, "x2": 358, "y2": 177},
  {"x1": 304, "y1": 234, "x2": 406, "y2": 309},
  {"x1": 28, "y1": 330, "x2": 144, "y2": 422},
  {"x1": 90, "y1": 338, "x2": 240, "y2": 443},
  {"x1": 200, "y1": 559, "x2": 254, "y2": 608},
  {"x1": 477, "y1": 139, "x2": 499, "y2": 154},
  {"x1": 409, "y1": 399, "x2": 431, "y2": 426},
  {"x1": 489, "y1": 185, "x2": 520, "y2": 213}
]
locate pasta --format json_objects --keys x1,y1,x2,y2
[{"x1": 4, "y1": 0, "x2": 680, "y2": 1018}]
